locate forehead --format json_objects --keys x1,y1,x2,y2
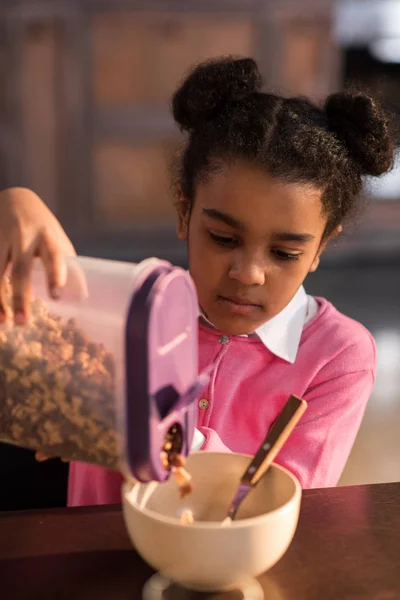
[{"x1": 195, "y1": 161, "x2": 326, "y2": 234}]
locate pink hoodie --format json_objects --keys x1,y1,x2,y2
[{"x1": 68, "y1": 297, "x2": 376, "y2": 506}]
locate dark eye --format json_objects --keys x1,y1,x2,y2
[
  {"x1": 273, "y1": 249, "x2": 301, "y2": 261},
  {"x1": 208, "y1": 232, "x2": 238, "y2": 247}
]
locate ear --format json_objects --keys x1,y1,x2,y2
[
  {"x1": 176, "y1": 194, "x2": 190, "y2": 241},
  {"x1": 309, "y1": 225, "x2": 343, "y2": 273}
]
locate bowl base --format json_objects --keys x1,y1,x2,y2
[{"x1": 142, "y1": 573, "x2": 264, "y2": 600}]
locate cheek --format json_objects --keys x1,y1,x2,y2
[
  {"x1": 187, "y1": 230, "x2": 227, "y2": 287},
  {"x1": 305, "y1": 241, "x2": 324, "y2": 271},
  {"x1": 283, "y1": 256, "x2": 315, "y2": 284}
]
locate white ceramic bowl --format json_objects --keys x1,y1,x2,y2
[{"x1": 122, "y1": 452, "x2": 301, "y2": 592}]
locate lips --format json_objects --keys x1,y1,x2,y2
[
  {"x1": 216, "y1": 295, "x2": 263, "y2": 316},
  {"x1": 219, "y1": 295, "x2": 262, "y2": 308}
]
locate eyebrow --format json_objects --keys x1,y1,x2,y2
[
  {"x1": 271, "y1": 232, "x2": 315, "y2": 243},
  {"x1": 202, "y1": 208, "x2": 244, "y2": 231},
  {"x1": 202, "y1": 208, "x2": 315, "y2": 243}
]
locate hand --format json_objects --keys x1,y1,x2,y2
[
  {"x1": 35, "y1": 452, "x2": 70, "y2": 463},
  {"x1": 0, "y1": 187, "x2": 76, "y2": 323}
]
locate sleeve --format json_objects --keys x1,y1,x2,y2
[{"x1": 274, "y1": 367, "x2": 375, "y2": 489}]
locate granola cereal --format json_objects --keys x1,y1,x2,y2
[
  {"x1": 169, "y1": 453, "x2": 193, "y2": 498},
  {"x1": 0, "y1": 289, "x2": 118, "y2": 468},
  {"x1": 180, "y1": 509, "x2": 195, "y2": 525}
]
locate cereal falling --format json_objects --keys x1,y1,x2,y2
[
  {"x1": 168, "y1": 453, "x2": 193, "y2": 498},
  {"x1": 180, "y1": 509, "x2": 195, "y2": 525}
]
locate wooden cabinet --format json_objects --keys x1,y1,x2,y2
[
  {"x1": 93, "y1": 138, "x2": 178, "y2": 224},
  {"x1": 90, "y1": 11, "x2": 254, "y2": 227},
  {"x1": 258, "y1": 1, "x2": 340, "y2": 100},
  {"x1": 92, "y1": 12, "x2": 254, "y2": 107},
  {"x1": 0, "y1": 1, "x2": 339, "y2": 261}
]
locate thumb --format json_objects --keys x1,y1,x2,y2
[{"x1": 35, "y1": 452, "x2": 50, "y2": 462}]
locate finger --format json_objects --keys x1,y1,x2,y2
[
  {"x1": 0, "y1": 247, "x2": 11, "y2": 323},
  {"x1": 35, "y1": 452, "x2": 50, "y2": 462},
  {"x1": 38, "y1": 233, "x2": 68, "y2": 299},
  {"x1": 11, "y1": 246, "x2": 35, "y2": 324},
  {"x1": 35, "y1": 452, "x2": 70, "y2": 463},
  {"x1": 0, "y1": 278, "x2": 11, "y2": 324}
]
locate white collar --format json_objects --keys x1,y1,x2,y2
[
  {"x1": 199, "y1": 285, "x2": 309, "y2": 364},
  {"x1": 253, "y1": 286, "x2": 308, "y2": 364}
]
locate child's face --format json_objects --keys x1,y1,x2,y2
[{"x1": 177, "y1": 161, "x2": 331, "y2": 335}]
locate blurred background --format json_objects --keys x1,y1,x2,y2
[{"x1": 1, "y1": 0, "x2": 400, "y2": 509}]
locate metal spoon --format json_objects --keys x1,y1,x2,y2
[{"x1": 222, "y1": 394, "x2": 307, "y2": 525}]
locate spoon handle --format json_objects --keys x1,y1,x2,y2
[{"x1": 242, "y1": 395, "x2": 307, "y2": 487}]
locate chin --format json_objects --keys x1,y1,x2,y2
[{"x1": 208, "y1": 314, "x2": 265, "y2": 337}]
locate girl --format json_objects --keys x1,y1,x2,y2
[{"x1": 0, "y1": 57, "x2": 395, "y2": 505}]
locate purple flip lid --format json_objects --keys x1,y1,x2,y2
[{"x1": 124, "y1": 261, "x2": 209, "y2": 483}]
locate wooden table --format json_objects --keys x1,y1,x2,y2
[{"x1": 0, "y1": 482, "x2": 399, "y2": 600}]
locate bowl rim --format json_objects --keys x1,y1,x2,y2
[{"x1": 123, "y1": 453, "x2": 302, "y2": 530}]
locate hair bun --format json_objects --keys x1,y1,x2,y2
[
  {"x1": 324, "y1": 90, "x2": 395, "y2": 176},
  {"x1": 172, "y1": 56, "x2": 263, "y2": 133}
]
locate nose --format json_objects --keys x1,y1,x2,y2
[{"x1": 228, "y1": 252, "x2": 266, "y2": 287}]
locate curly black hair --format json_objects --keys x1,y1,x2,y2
[{"x1": 171, "y1": 56, "x2": 396, "y2": 238}]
